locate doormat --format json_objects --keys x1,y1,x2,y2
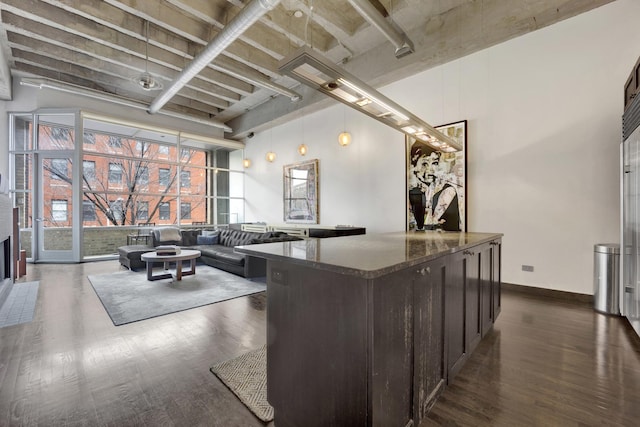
[{"x1": 210, "y1": 346, "x2": 273, "y2": 422}]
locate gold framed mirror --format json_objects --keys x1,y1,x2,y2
[{"x1": 283, "y1": 159, "x2": 319, "y2": 224}]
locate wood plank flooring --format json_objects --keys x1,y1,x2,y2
[{"x1": 0, "y1": 261, "x2": 639, "y2": 426}]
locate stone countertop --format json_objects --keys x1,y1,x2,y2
[{"x1": 235, "y1": 231, "x2": 502, "y2": 279}]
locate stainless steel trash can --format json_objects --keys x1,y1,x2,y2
[{"x1": 593, "y1": 243, "x2": 620, "y2": 315}]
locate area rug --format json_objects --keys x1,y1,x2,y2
[
  {"x1": 0, "y1": 281, "x2": 39, "y2": 328},
  {"x1": 88, "y1": 266, "x2": 265, "y2": 326},
  {"x1": 210, "y1": 345, "x2": 273, "y2": 422}
]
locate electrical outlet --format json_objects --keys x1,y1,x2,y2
[{"x1": 522, "y1": 265, "x2": 534, "y2": 272}]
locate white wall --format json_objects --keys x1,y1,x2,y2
[
  {"x1": 245, "y1": 0, "x2": 640, "y2": 295},
  {"x1": 244, "y1": 103, "x2": 404, "y2": 232}
]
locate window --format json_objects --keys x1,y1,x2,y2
[
  {"x1": 110, "y1": 199, "x2": 124, "y2": 222},
  {"x1": 159, "y1": 168, "x2": 170, "y2": 187},
  {"x1": 50, "y1": 159, "x2": 68, "y2": 180},
  {"x1": 109, "y1": 163, "x2": 122, "y2": 184},
  {"x1": 180, "y1": 202, "x2": 191, "y2": 220},
  {"x1": 51, "y1": 127, "x2": 71, "y2": 142},
  {"x1": 159, "y1": 145, "x2": 169, "y2": 155},
  {"x1": 83, "y1": 160, "x2": 96, "y2": 181},
  {"x1": 136, "y1": 201, "x2": 149, "y2": 221},
  {"x1": 83, "y1": 132, "x2": 95, "y2": 144},
  {"x1": 137, "y1": 166, "x2": 149, "y2": 187},
  {"x1": 135, "y1": 141, "x2": 148, "y2": 152},
  {"x1": 180, "y1": 148, "x2": 190, "y2": 159},
  {"x1": 108, "y1": 135, "x2": 122, "y2": 148},
  {"x1": 52, "y1": 199, "x2": 68, "y2": 221},
  {"x1": 180, "y1": 170, "x2": 191, "y2": 188},
  {"x1": 83, "y1": 200, "x2": 96, "y2": 221},
  {"x1": 159, "y1": 202, "x2": 170, "y2": 220}
]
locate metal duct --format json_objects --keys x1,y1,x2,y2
[
  {"x1": 347, "y1": 0, "x2": 414, "y2": 58},
  {"x1": 148, "y1": 0, "x2": 282, "y2": 115},
  {"x1": 20, "y1": 78, "x2": 231, "y2": 132}
]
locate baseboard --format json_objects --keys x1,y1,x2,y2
[{"x1": 502, "y1": 282, "x2": 593, "y2": 306}]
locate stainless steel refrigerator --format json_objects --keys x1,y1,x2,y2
[{"x1": 622, "y1": 89, "x2": 640, "y2": 338}]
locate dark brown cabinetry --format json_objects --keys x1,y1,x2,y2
[
  {"x1": 446, "y1": 250, "x2": 468, "y2": 381},
  {"x1": 480, "y1": 243, "x2": 494, "y2": 337},
  {"x1": 413, "y1": 256, "x2": 447, "y2": 425},
  {"x1": 491, "y1": 240, "x2": 502, "y2": 319},
  {"x1": 241, "y1": 233, "x2": 502, "y2": 427}
]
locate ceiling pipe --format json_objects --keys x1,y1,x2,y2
[
  {"x1": 20, "y1": 77, "x2": 232, "y2": 132},
  {"x1": 149, "y1": 0, "x2": 282, "y2": 115},
  {"x1": 346, "y1": 0, "x2": 414, "y2": 58}
]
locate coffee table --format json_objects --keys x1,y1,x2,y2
[{"x1": 140, "y1": 249, "x2": 201, "y2": 281}]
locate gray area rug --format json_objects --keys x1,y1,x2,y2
[
  {"x1": 210, "y1": 346, "x2": 273, "y2": 423},
  {"x1": 0, "y1": 281, "x2": 39, "y2": 328},
  {"x1": 88, "y1": 266, "x2": 266, "y2": 326}
]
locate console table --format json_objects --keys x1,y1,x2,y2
[{"x1": 236, "y1": 231, "x2": 502, "y2": 427}]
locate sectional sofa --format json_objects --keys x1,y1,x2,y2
[{"x1": 118, "y1": 227, "x2": 301, "y2": 278}]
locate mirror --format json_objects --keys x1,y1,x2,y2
[{"x1": 283, "y1": 159, "x2": 319, "y2": 223}]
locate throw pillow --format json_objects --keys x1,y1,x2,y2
[
  {"x1": 202, "y1": 230, "x2": 219, "y2": 237},
  {"x1": 157, "y1": 227, "x2": 182, "y2": 243},
  {"x1": 197, "y1": 234, "x2": 219, "y2": 245}
]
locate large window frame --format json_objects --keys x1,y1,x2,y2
[{"x1": 8, "y1": 109, "x2": 246, "y2": 262}]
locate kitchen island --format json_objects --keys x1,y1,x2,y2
[{"x1": 236, "y1": 231, "x2": 502, "y2": 427}]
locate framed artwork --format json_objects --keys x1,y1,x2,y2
[
  {"x1": 283, "y1": 159, "x2": 319, "y2": 224},
  {"x1": 406, "y1": 120, "x2": 467, "y2": 231}
]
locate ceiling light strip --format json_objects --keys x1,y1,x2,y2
[{"x1": 278, "y1": 47, "x2": 461, "y2": 151}]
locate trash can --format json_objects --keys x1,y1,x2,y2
[{"x1": 593, "y1": 243, "x2": 620, "y2": 315}]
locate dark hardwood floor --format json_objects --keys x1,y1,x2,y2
[{"x1": 1, "y1": 261, "x2": 639, "y2": 426}]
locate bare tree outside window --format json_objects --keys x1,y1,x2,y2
[{"x1": 39, "y1": 125, "x2": 208, "y2": 226}]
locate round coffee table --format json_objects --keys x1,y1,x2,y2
[{"x1": 141, "y1": 249, "x2": 201, "y2": 281}]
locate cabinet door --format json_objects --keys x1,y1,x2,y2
[
  {"x1": 465, "y1": 249, "x2": 482, "y2": 354},
  {"x1": 446, "y1": 251, "x2": 467, "y2": 380},
  {"x1": 413, "y1": 257, "x2": 446, "y2": 424},
  {"x1": 266, "y1": 261, "x2": 369, "y2": 427},
  {"x1": 479, "y1": 243, "x2": 494, "y2": 336},
  {"x1": 491, "y1": 240, "x2": 502, "y2": 320},
  {"x1": 371, "y1": 268, "x2": 415, "y2": 427}
]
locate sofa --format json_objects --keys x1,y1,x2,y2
[{"x1": 118, "y1": 227, "x2": 301, "y2": 278}]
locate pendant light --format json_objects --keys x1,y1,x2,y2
[
  {"x1": 134, "y1": 20, "x2": 163, "y2": 91},
  {"x1": 266, "y1": 97, "x2": 277, "y2": 162},
  {"x1": 338, "y1": 132, "x2": 351, "y2": 147},
  {"x1": 298, "y1": 114, "x2": 308, "y2": 155},
  {"x1": 338, "y1": 105, "x2": 351, "y2": 147},
  {"x1": 266, "y1": 151, "x2": 276, "y2": 162},
  {"x1": 243, "y1": 158, "x2": 251, "y2": 168}
]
